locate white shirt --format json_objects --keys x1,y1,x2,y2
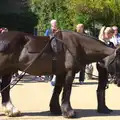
[{"x1": 110, "y1": 33, "x2": 120, "y2": 46}]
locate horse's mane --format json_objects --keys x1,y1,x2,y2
[
  {"x1": 60, "y1": 30, "x2": 108, "y2": 47},
  {"x1": 60, "y1": 30, "x2": 98, "y2": 40}
]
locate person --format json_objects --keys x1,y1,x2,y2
[
  {"x1": 75, "y1": 24, "x2": 84, "y2": 33},
  {"x1": 44, "y1": 19, "x2": 59, "y2": 86},
  {"x1": 84, "y1": 29, "x2": 94, "y2": 80},
  {"x1": 110, "y1": 26, "x2": 120, "y2": 47},
  {"x1": 45, "y1": 19, "x2": 59, "y2": 36},
  {"x1": 97, "y1": 26, "x2": 115, "y2": 83},
  {"x1": 75, "y1": 24, "x2": 85, "y2": 84},
  {"x1": 75, "y1": 24, "x2": 93, "y2": 84},
  {"x1": 98, "y1": 26, "x2": 114, "y2": 47}
]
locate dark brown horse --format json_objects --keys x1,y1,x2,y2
[{"x1": 0, "y1": 31, "x2": 118, "y2": 118}]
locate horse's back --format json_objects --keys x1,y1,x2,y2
[
  {"x1": 24, "y1": 35, "x2": 50, "y2": 53},
  {"x1": 0, "y1": 31, "x2": 27, "y2": 53}
]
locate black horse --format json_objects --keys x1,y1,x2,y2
[
  {"x1": 100, "y1": 46, "x2": 120, "y2": 87},
  {"x1": 0, "y1": 31, "x2": 119, "y2": 118},
  {"x1": 96, "y1": 47, "x2": 120, "y2": 114}
]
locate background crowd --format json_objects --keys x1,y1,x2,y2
[
  {"x1": 43, "y1": 19, "x2": 120, "y2": 86},
  {"x1": 0, "y1": 19, "x2": 120, "y2": 86}
]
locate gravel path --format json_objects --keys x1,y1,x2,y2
[{"x1": 0, "y1": 68, "x2": 120, "y2": 120}]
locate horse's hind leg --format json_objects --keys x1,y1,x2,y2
[
  {"x1": 61, "y1": 70, "x2": 75, "y2": 118},
  {"x1": 1, "y1": 74, "x2": 21, "y2": 117},
  {"x1": 50, "y1": 73, "x2": 65, "y2": 115},
  {"x1": 96, "y1": 63, "x2": 113, "y2": 114}
]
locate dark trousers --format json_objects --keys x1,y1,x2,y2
[{"x1": 79, "y1": 68, "x2": 85, "y2": 82}]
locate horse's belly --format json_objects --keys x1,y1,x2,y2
[
  {"x1": 19, "y1": 54, "x2": 52, "y2": 75},
  {"x1": 19, "y1": 52, "x2": 65, "y2": 76}
]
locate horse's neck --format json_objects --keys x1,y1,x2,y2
[
  {"x1": 103, "y1": 51, "x2": 115, "y2": 68},
  {"x1": 84, "y1": 44, "x2": 115, "y2": 63},
  {"x1": 102, "y1": 47, "x2": 115, "y2": 56},
  {"x1": 85, "y1": 39, "x2": 115, "y2": 57}
]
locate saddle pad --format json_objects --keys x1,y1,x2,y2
[{"x1": 25, "y1": 36, "x2": 50, "y2": 53}]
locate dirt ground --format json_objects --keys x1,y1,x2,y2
[{"x1": 0, "y1": 65, "x2": 120, "y2": 120}]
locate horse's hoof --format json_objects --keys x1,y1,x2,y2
[
  {"x1": 2, "y1": 101, "x2": 21, "y2": 117},
  {"x1": 62, "y1": 110, "x2": 76, "y2": 118},
  {"x1": 5, "y1": 110, "x2": 21, "y2": 117}
]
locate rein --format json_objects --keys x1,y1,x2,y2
[{"x1": 0, "y1": 40, "x2": 50, "y2": 94}]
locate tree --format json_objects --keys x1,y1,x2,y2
[
  {"x1": 30, "y1": 0, "x2": 74, "y2": 33},
  {"x1": 0, "y1": 0, "x2": 38, "y2": 33},
  {"x1": 70, "y1": 0, "x2": 120, "y2": 26}
]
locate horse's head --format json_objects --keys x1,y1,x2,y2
[{"x1": 107, "y1": 46, "x2": 120, "y2": 86}]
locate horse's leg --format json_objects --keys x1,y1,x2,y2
[
  {"x1": 61, "y1": 70, "x2": 75, "y2": 118},
  {"x1": 96, "y1": 63, "x2": 113, "y2": 114},
  {"x1": 50, "y1": 73, "x2": 65, "y2": 115},
  {"x1": 1, "y1": 74, "x2": 21, "y2": 117}
]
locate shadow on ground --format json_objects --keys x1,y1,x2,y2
[
  {"x1": 22, "y1": 111, "x2": 60, "y2": 117},
  {"x1": 73, "y1": 81, "x2": 98, "y2": 86},
  {"x1": 75, "y1": 109, "x2": 120, "y2": 118},
  {"x1": 6, "y1": 109, "x2": 119, "y2": 118}
]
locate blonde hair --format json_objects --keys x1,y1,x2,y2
[
  {"x1": 99, "y1": 26, "x2": 114, "y2": 41},
  {"x1": 76, "y1": 24, "x2": 84, "y2": 28},
  {"x1": 76, "y1": 24, "x2": 84, "y2": 33},
  {"x1": 104, "y1": 27, "x2": 114, "y2": 34}
]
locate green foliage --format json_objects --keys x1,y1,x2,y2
[
  {"x1": 29, "y1": 0, "x2": 74, "y2": 32},
  {"x1": 70, "y1": 0, "x2": 120, "y2": 26},
  {"x1": 1, "y1": 0, "x2": 120, "y2": 34},
  {"x1": 0, "y1": 12, "x2": 38, "y2": 33},
  {"x1": 0, "y1": 0, "x2": 38, "y2": 33}
]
